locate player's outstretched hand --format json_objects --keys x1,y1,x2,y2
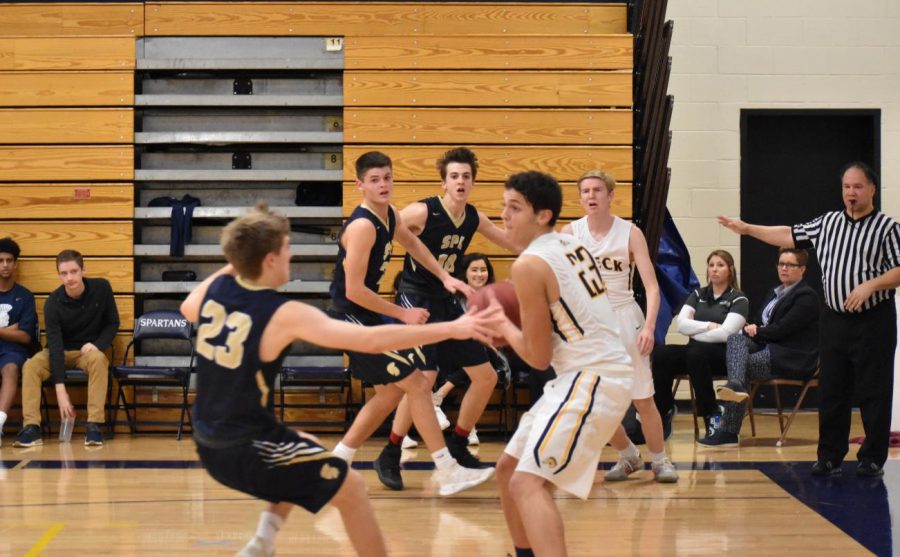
[
  {"x1": 443, "y1": 274, "x2": 475, "y2": 299},
  {"x1": 717, "y1": 215, "x2": 747, "y2": 235},
  {"x1": 400, "y1": 306, "x2": 430, "y2": 325},
  {"x1": 453, "y1": 298, "x2": 504, "y2": 344}
]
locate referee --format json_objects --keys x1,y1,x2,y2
[{"x1": 719, "y1": 161, "x2": 900, "y2": 477}]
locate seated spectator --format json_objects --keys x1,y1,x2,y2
[
  {"x1": 652, "y1": 249, "x2": 749, "y2": 439},
  {"x1": 699, "y1": 248, "x2": 819, "y2": 446},
  {"x1": 14, "y1": 250, "x2": 119, "y2": 447},
  {"x1": 0, "y1": 238, "x2": 37, "y2": 446}
]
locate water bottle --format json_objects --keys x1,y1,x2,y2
[{"x1": 59, "y1": 416, "x2": 74, "y2": 443}]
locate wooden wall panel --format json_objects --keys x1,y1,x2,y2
[
  {"x1": 344, "y1": 35, "x2": 633, "y2": 70},
  {"x1": 146, "y1": 3, "x2": 627, "y2": 36},
  {"x1": 0, "y1": 109, "x2": 133, "y2": 144},
  {"x1": 342, "y1": 182, "x2": 633, "y2": 220},
  {"x1": 0, "y1": 72, "x2": 133, "y2": 107},
  {"x1": 0, "y1": 184, "x2": 133, "y2": 219},
  {"x1": 0, "y1": 221, "x2": 133, "y2": 257},
  {"x1": 342, "y1": 146, "x2": 632, "y2": 182},
  {"x1": 0, "y1": 4, "x2": 143, "y2": 37},
  {"x1": 345, "y1": 71, "x2": 631, "y2": 107},
  {"x1": 0, "y1": 146, "x2": 133, "y2": 181},
  {"x1": 344, "y1": 108, "x2": 632, "y2": 145},
  {"x1": 17, "y1": 257, "x2": 133, "y2": 294},
  {"x1": 36, "y1": 295, "x2": 135, "y2": 331},
  {"x1": 0, "y1": 38, "x2": 135, "y2": 70}
]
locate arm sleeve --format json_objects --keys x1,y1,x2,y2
[
  {"x1": 44, "y1": 297, "x2": 66, "y2": 384},
  {"x1": 692, "y1": 312, "x2": 747, "y2": 343},
  {"x1": 754, "y1": 291, "x2": 818, "y2": 343},
  {"x1": 676, "y1": 303, "x2": 710, "y2": 337},
  {"x1": 791, "y1": 215, "x2": 823, "y2": 250},
  {"x1": 93, "y1": 282, "x2": 120, "y2": 351}
]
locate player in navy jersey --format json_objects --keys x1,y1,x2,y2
[
  {"x1": 374, "y1": 147, "x2": 518, "y2": 489},
  {"x1": 181, "y1": 204, "x2": 501, "y2": 557},
  {"x1": 328, "y1": 151, "x2": 496, "y2": 496}
]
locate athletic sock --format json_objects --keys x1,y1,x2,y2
[
  {"x1": 0, "y1": 410, "x2": 7, "y2": 429},
  {"x1": 453, "y1": 425, "x2": 470, "y2": 439},
  {"x1": 332, "y1": 442, "x2": 357, "y2": 464},
  {"x1": 650, "y1": 450, "x2": 668, "y2": 466},
  {"x1": 620, "y1": 441, "x2": 640, "y2": 460},
  {"x1": 253, "y1": 510, "x2": 283, "y2": 549},
  {"x1": 389, "y1": 431, "x2": 403, "y2": 446},
  {"x1": 514, "y1": 547, "x2": 535, "y2": 557},
  {"x1": 431, "y1": 448, "x2": 454, "y2": 471}
]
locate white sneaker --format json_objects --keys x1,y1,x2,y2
[
  {"x1": 401, "y1": 435, "x2": 418, "y2": 449},
  {"x1": 604, "y1": 454, "x2": 644, "y2": 481},
  {"x1": 434, "y1": 462, "x2": 494, "y2": 496},
  {"x1": 651, "y1": 458, "x2": 679, "y2": 483},
  {"x1": 434, "y1": 405, "x2": 451, "y2": 430},
  {"x1": 467, "y1": 429, "x2": 479, "y2": 446},
  {"x1": 236, "y1": 536, "x2": 273, "y2": 557}
]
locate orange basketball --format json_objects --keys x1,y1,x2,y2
[{"x1": 469, "y1": 282, "x2": 521, "y2": 343}]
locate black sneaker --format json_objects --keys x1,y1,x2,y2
[
  {"x1": 84, "y1": 422, "x2": 104, "y2": 446},
  {"x1": 810, "y1": 460, "x2": 842, "y2": 477},
  {"x1": 662, "y1": 407, "x2": 675, "y2": 440},
  {"x1": 716, "y1": 381, "x2": 749, "y2": 403},
  {"x1": 374, "y1": 443, "x2": 403, "y2": 490},
  {"x1": 13, "y1": 424, "x2": 43, "y2": 447},
  {"x1": 697, "y1": 429, "x2": 739, "y2": 447},
  {"x1": 446, "y1": 432, "x2": 491, "y2": 469},
  {"x1": 703, "y1": 413, "x2": 723, "y2": 439},
  {"x1": 857, "y1": 461, "x2": 884, "y2": 477}
]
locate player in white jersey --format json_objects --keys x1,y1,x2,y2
[
  {"x1": 561, "y1": 170, "x2": 678, "y2": 483},
  {"x1": 494, "y1": 171, "x2": 634, "y2": 557}
]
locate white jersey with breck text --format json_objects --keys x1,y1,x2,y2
[
  {"x1": 568, "y1": 216, "x2": 634, "y2": 310},
  {"x1": 521, "y1": 232, "x2": 632, "y2": 376}
]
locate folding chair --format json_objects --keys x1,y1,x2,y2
[
  {"x1": 747, "y1": 369, "x2": 819, "y2": 447},
  {"x1": 279, "y1": 365, "x2": 354, "y2": 431},
  {"x1": 111, "y1": 310, "x2": 194, "y2": 440}
]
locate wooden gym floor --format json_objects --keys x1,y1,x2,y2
[{"x1": 1, "y1": 413, "x2": 896, "y2": 556}]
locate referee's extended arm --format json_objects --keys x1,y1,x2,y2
[{"x1": 717, "y1": 215, "x2": 795, "y2": 248}]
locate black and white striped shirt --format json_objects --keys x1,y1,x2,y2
[{"x1": 792, "y1": 211, "x2": 900, "y2": 313}]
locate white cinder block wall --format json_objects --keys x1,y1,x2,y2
[{"x1": 664, "y1": 0, "x2": 900, "y2": 282}]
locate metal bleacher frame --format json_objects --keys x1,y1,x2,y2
[{"x1": 128, "y1": 36, "x2": 350, "y2": 431}]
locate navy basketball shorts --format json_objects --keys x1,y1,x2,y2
[
  {"x1": 396, "y1": 291, "x2": 490, "y2": 373},
  {"x1": 327, "y1": 308, "x2": 426, "y2": 386},
  {"x1": 196, "y1": 423, "x2": 348, "y2": 513}
]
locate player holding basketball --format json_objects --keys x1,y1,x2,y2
[
  {"x1": 181, "y1": 204, "x2": 502, "y2": 557},
  {"x1": 328, "y1": 151, "x2": 495, "y2": 496},
  {"x1": 495, "y1": 171, "x2": 634, "y2": 557},
  {"x1": 374, "y1": 146, "x2": 519, "y2": 490},
  {"x1": 561, "y1": 170, "x2": 678, "y2": 483}
]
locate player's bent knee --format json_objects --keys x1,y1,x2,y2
[
  {"x1": 508, "y1": 471, "x2": 544, "y2": 500},
  {"x1": 330, "y1": 468, "x2": 366, "y2": 508},
  {"x1": 496, "y1": 453, "x2": 518, "y2": 481}
]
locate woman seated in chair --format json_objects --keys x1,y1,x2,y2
[
  {"x1": 699, "y1": 247, "x2": 819, "y2": 447},
  {"x1": 652, "y1": 249, "x2": 749, "y2": 441}
]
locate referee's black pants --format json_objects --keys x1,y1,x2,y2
[{"x1": 818, "y1": 301, "x2": 896, "y2": 467}]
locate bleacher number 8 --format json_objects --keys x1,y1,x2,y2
[{"x1": 196, "y1": 300, "x2": 252, "y2": 369}]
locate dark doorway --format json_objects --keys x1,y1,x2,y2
[
  {"x1": 740, "y1": 109, "x2": 879, "y2": 409},
  {"x1": 740, "y1": 109, "x2": 880, "y2": 316}
]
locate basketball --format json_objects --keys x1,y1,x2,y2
[{"x1": 468, "y1": 282, "x2": 520, "y2": 347}]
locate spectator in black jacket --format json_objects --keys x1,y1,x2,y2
[
  {"x1": 699, "y1": 248, "x2": 819, "y2": 447},
  {"x1": 15, "y1": 250, "x2": 119, "y2": 447}
]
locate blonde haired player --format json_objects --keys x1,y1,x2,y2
[
  {"x1": 495, "y1": 171, "x2": 634, "y2": 557},
  {"x1": 560, "y1": 170, "x2": 678, "y2": 483}
]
